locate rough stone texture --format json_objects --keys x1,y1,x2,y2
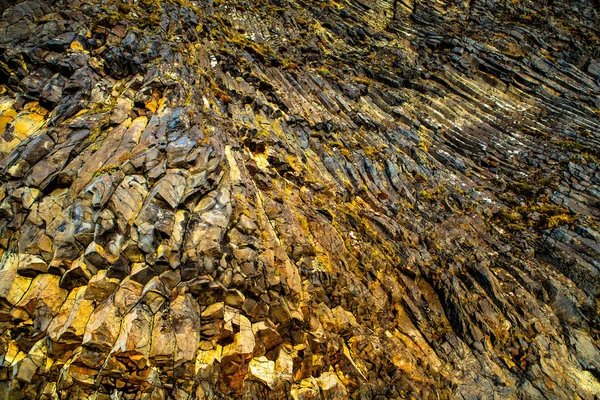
[{"x1": 0, "y1": 0, "x2": 600, "y2": 398}]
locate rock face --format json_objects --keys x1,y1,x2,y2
[{"x1": 0, "y1": 0, "x2": 599, "y2": 398}]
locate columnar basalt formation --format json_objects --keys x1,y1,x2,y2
[{"x1": 0, "y1": 0, "x2": 599, "y2": 398}]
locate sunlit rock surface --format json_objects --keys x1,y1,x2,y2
[{"x1": 0, "y1": 0, "x2": 599, "y2": 398}]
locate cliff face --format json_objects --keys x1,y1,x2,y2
[{"x1": 0, "y1": 0, "x2": 599, "y2": 398}]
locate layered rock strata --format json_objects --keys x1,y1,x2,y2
[{"x1": 0, "y1": 0, "x2": 600, "y2": 398}]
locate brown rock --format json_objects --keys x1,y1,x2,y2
[{"x1": 17, "y1": 253, "x2": 48, "y2": 277}]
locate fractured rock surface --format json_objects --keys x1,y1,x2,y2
[{"x1": 0, "y1": 0, "x2": 600, "y2": 398}]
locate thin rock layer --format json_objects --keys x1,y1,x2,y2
[{"x1": 0, "y1": 0, "x2": 599, "y2": 398}]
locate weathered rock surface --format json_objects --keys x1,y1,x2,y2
[{"x1": 0, "y1": 0, "x2": 599, "y2": 398}]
